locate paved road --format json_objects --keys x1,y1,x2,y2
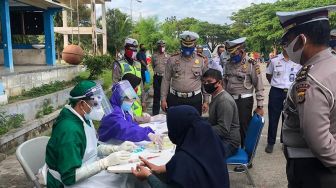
[{"x1": 0, "y1": 64, "x2": 288, "y2": 188}]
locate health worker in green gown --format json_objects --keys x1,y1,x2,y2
[{"x1": 44, "y1": 80, "x2": 136, "y2": 188}]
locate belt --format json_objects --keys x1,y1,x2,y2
[
  {"x1": 272, "y1": 86, "x2": 288, "y2": 93},
  {"x1": 170, "y1": 88, "x2": 201, "y2": 98},
  {"x1": 154, "y1": 72, "x2": 164, "y2": 76},
  {"x1": 231, "y1": 93, "x2": 253, "y2": 100}
]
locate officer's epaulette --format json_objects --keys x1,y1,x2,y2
[
  {"x1": 171, "y1": 52, "x2": 181, "y2": 57},
  {"x1": 295, "y1": 65, "x2": 311, "y2": 82},
  {"x1": 248, "y1": 58, "x2": 257, "y2": 65},
  {"x1": 295, "y1": 65, "x2": 312, "y2": 104}
]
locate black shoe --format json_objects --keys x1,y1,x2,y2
[
  {"x1": 233, "y1": 164, "x2": 252, "y2": 172},
  {"x1": 265, "y1": 144, "x2": 274, "y2": 153}
]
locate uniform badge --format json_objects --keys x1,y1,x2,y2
[
  {"x1": 242, "y1": 64, "x2": 248, "y2": 72},
  {"x1": 255, "y1": 65, "x2": 261, "y2": 75},
  {"x1": 195, "y1": 59, "x2": 200, "y2": 64},
  {"x1": 295, "y1": 83, "x2": 310, "y2": 103}
]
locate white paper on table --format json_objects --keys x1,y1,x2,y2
[{"x1": 107, "y1": 149, "x2": 174, "y2": 173}]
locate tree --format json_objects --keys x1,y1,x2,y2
[{"x1": 104, "y1": 9, "x2": 133, "y2": 57}]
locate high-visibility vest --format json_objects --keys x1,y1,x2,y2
[{"x1": 119, "y1": 60, "x2": 143, "y2": 116}]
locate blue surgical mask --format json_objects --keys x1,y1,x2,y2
[
  {"x1": 330, "y1": 40, "x2": 336, "y2": 48},
  {"x1": 181, "y1": 47, "x2": 195, "y2": 56},
  {"x1": 231, "y1": 54, "x2": 242, "y2": 63},
  {"x1": 121, "y1": 101, "x2": 133, "y2": 112}
]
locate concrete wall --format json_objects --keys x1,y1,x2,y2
[
  {"x1": 2, "y1": 65, "x2": 81, "y2": 96},
  {"x1": 4, "y1": 87, "x2": 72, "y2": 122},
  {"x1": 0, "y1": 49, "x2": 45, "y2": 65}
]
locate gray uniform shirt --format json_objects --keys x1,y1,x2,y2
[
  {"x1": 283, "y1": 48, "x2": 336, "y2": 167},
  {"x1": 224, "y1": 57, "x2": 264, "y2": 106},
  {"x1": 208, "y1": 90, "x2": 241, "y2": 148},
  {"x1": 161, "y1": 52, "x2": 209, "y2": 102},
  {"x1": 152, "y1": 52, "x2": 169, "y2": 74}
]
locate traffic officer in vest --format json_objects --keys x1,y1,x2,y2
[
  {"x1": 224, "y1": 37, "x2": 264, "y2": 147},
  {"x1": 44, "y1": 80, "x2": 135, "y2": 187},
  {"x1": 278, "y1": 5, "x2": 336, "y2": 187},
  {"x1": 265, "y1": 47, "x2": 301, "y2": 153},
  {"x1": 152, "y1": 40, "x2": 169, "y2": 115},
  {"x1": 112, "y1": 38, "x2": 146, "y2": 118},
  {"x1": 161, "y1": 31, "x2": 209, "y2": 115}
]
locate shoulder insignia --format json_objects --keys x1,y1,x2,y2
[
  {"x1": 295, "y1": 83, "x2": 310, "y2": 103},
  {"x1": 248, "y1": 58, "x2": 257, "y2": 65},
  {"x1": 255, "y1": 65, "x2": 261, "y2": 75},
  {"x1": 295, "y1": 65, "x2": 311, "y2": 82}
]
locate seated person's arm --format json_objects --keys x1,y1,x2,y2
[{"x1": 98, "y1": 111, "x2": 154, "y2": 142}]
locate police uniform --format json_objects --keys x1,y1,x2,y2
[
  {"x1": 112, "y1": 38, "x2": 146, "y2": 117},
  {"x1": 152, "y1": 40, "x2": 170, "y2": 115},
  {"x1": 161, "y1": 31, "x2": 209, "y2": 114},
  {"x1": 278, "y1": 6, "x2": 336, "y2": 187},
  {"x1": 224, "y1": 37, "x2": 264, "y2": 146},
  {"x1": 265, "y1": 53, "x2": 301, "y2": 151}
]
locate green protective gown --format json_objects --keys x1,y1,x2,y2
[{"x1": 45, "y1": 107, "x2": 89, "y2": 187}]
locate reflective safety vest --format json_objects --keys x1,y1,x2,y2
[{"x1": 119, "y1": 60, "x2": 143, "y2": 116}]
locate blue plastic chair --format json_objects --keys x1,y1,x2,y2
[{"x1": 226, "y1": 113, "x2": 264, "y2": 187}]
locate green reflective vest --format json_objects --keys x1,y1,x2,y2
[{"x1": 119, "y1": 60, "x2": 143, "y2": 116}]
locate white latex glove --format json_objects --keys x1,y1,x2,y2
[
  {"x1": 99, "y1": 151, "x2": 131, "y2": 169},
  {"x1": 148, "y1": 133, "x2": 163, "y2": 146},
  {"x1": 118, "y1": 141, "x2": 137, "y2": 152}
]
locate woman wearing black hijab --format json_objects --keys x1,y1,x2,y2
[{"x1": 132, "y1": 105, "x2": 230, "y2": 188}]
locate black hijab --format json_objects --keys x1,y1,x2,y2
[{"x1": 166, "y1": 105, "x2": 230, "y2": 188}]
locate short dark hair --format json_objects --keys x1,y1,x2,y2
[
  {"x1": 203, "y1": 69, "x2": 222, "y2": 81},
  {"x1": 139, "y1": 44, "x2": 144, "y2": 48},
  {"x1": 285, "y1": 20, "x2": 330, "y2": 46}
]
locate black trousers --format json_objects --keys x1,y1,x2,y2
[
  {"x1": 286, "y1": 157, "x2": 336, "y2": 188},
  {"x1": 152, "y1": 74, "x2": 163, "y2": 115},
  {"x1": 167, "y1": 92, "x2": 202, "y2": 115},
  {"x1": 267, "y1": 87, "x2": 287, "y2": 145},
  {"x1": 141, "y1": 70, "x2": 146, "y2": 84},
  {"x1": 234, "y1": 96, "x2": 253, "y2": 147}
]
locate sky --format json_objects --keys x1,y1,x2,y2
[{"x1": 96, "y1": 0, "x2": 277, "y2": 25}]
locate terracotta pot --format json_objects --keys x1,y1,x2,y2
[{"x1": 62, "y1": 45, "x2": 84, "y2": 65}]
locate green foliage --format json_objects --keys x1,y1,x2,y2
[
  {"x1": 230, "y1": 0, "x2": 336, "y2": 54},
  {"x1": 0, "y1": 110, "x2": 24, "y2": 136},
  {"x1": 82, "y1": 54, "x2": 114, "y2": 80},
  {"x1": 36, "y1": 99, "x2": 54, "y2": 119},
  {"x1": 104, "y1": 9, "x2": 133, "y2": 56}
]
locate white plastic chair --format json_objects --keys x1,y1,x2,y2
[{"x1": 16, "y1": 136, "x2": 50, "y2": 188}]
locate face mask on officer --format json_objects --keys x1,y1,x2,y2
[
  {"x1": 181, "y1": 46, "x2": 195, "y2": 56},
  {"x1": 330, "y1": 40, "x2": 336, "y2": 49},
  {"x1": 230, "y1": 50, "x2": 243, "y2": 64},
  {"x1": 284, "y1": 34, "x2": 307, "y2": 64},
  {"x1": 159, "y1": 46, "x2": 165, "y2": 53},
  {"x1": 125, "y1": 47, "x2": 137, "y2": 60}
]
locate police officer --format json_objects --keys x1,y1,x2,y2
[
  {"x1": 196, "y1": 44, "x2": 209, "y2": 66},
  {"x1": 278, "y1": 6, "x2": 336, "y2": 187},
  {"x1": 224, "y1": 37, "x2": 264, "y2": 147},
  {"x1": 161, "y1": 31, "x2": 209, "y2": 115},
  {"x1": 151, "y1": 40, "x2": 169, "y2": 115},
  {"x1": 265, "y1": 47, "x2": 301, "y2": 153},
  {"x1": 112, "y1": 38, "x2": 146, "y2": 117}
]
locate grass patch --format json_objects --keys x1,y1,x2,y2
[{"x1": 0, "y1": 110, "x2": 25, "y2": 136}]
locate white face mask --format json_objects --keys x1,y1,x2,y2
[
  {"x1": 82, "y1": 101, "x2": 105, "y2": 121},
  {"x1": 284, "y1": 34, "x2": 306, "y2": 64}
]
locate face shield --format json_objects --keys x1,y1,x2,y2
[
  {"x1": 112, "y1": 80, "x2": 139, "y2": 102},
  {"x1": 70, "y1": 83, "x2": 112, "y2": 117}
]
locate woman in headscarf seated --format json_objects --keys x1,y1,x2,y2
[
  {"x1": 98, "y1": 80, "x2": 162, "y2": 144},
  {"x1": 131, "y1": 105, "x2": 230, "y2": 188},
  {"x1": 122, "y1": 73, "x2": 151, "y2": 124}
]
